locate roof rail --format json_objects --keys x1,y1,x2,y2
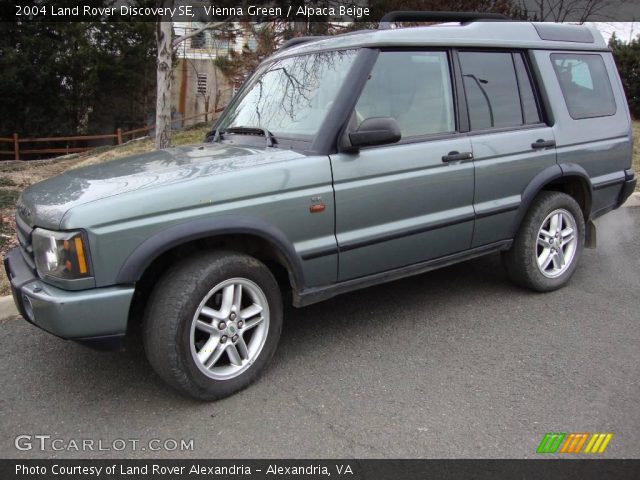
[
  {"x1": 279, "y1": 36, "x2": 329, "y2": 51},
  {"x1": 276, "y1": 29, "x2": 375, "y2": 53},
  {"x1": 378, "y1": 11, "x2": 510, "y2": 30}
]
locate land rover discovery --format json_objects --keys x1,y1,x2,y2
[{"x1": 4, "y1": 14, "x2": 637, "y2": 399}]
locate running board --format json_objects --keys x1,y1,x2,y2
[{"x1": 293, "y1": 240, "x2": 513, "y2": 307}]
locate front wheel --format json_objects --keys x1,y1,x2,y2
[
  {"x1": 143, "y1": 251, "x2": 282, "y2": 400},
  {"x1": 503, "y1": 191, "x2": 585, "y2": 292}
]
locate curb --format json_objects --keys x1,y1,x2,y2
[
  {"x1": 0, "y1": 295, "x2": 18, "y2": 319},
  {"x1": 622, "y1": 191, "x2": 640, "y2": 208},
  {"x1": 0, "y1": 192, "x2": 638, "y2": 320}
]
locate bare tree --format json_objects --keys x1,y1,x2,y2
[
  {"x1": 519, "y1": 0, "x2": 629, "y2": 23},
  {"x1": 155, "y1": 0, "x2": 233, "y2": 149},
  {"x1": 155, "y1": 18, "x2": 173, "y2": 149}
]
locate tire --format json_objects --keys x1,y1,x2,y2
[
  {"x1": 503, "y1": 191, "x2": 585, "y2": 292},
  {"x1": 143, "y1": 250, "x2": 282, "y2": 400}
]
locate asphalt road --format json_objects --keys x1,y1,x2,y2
[{"x1": 1, "y1": 208, "x2": 638, "y2": 459}]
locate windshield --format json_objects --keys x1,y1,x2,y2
[{"x1": 217, "y1": 49, "x2": 358, "y2": 139}]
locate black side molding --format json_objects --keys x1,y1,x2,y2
[{"x1": 338, "y1": 213, "x2": 475, "y2": 253}]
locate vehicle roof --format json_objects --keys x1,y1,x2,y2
[{"x1": 269, "y1": 22, "x2": 607, "y2": 60}]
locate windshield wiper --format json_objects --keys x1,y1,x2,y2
[{"x1": 218, "y1": 126, "x2": 278, "y2": 148}]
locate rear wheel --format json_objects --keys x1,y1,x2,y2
[
  {"x1": 503, "y1": 191, "x2": 585, "y2": 292},
  {"x1": 143, "y1": 251, "x2": 282, "y2": 400}
]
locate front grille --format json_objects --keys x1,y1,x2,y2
[{"x1": 15, "y1": 214, "x2": 36, "y2": 272}]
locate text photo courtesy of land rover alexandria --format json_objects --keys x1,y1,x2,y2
[{"x1": 4, "y1": 17, "x2": 636, "y2": 400}]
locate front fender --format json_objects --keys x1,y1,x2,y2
[{"x1": 115, "y1": 216, "x2": 305, "y2": 289}]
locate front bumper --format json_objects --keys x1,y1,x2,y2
[{"x1": 4, "y1": 247, "x2": 134, "y2": 350}]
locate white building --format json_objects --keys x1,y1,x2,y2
[{"x1": 172, "y1": 21, "x2": 256, "y2": 127}]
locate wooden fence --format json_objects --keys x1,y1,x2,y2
[{"x1": 0, "y1": 108, "x2": 224, "y2": 161}]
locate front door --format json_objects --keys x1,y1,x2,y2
[{"x1": 330, "y1": 50, "x2": 475, "y2": 281}]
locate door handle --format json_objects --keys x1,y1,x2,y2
[
  {"x1": 531, "y1": 139, "x2": 556, "y2": 149},
  {"x1": 442, "y1": 151, "x2": 473, "y2": 162}
]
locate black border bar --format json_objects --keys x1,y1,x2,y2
[
  {"x1": 3, "y1": 1, "x2": 640, "y2": 23},
  {"x1": 3, "y1": 459, "x2": 640, "y2": 480}
]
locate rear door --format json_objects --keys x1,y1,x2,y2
[
  {"x1": 456, "y1": 50, "x2": 557, "y2": 247},
  {"x1": 330, "y1": 50, "x2": 475, "y2": 281}
]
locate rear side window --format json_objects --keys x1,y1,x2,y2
[
  {"x1": 354, "y1": 51, "x2": 455, "y2": 138},
  {"x1": 551, "y1": 53, "x2": 616, "y2": 119},
  {"x1": 459, "y1": 51, "x2": 541, "y2": 130}
]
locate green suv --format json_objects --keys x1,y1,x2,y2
[{"x1": 4, "y1": 17, "x2": 637, "y2": 399}]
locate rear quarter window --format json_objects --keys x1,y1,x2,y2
[{"x1": 551, "y1": 53, "x2": 616, "y2": 120}]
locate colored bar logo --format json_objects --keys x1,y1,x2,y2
[{"x1": 537, "y1": 433, "x2": 613, "y2": 454}]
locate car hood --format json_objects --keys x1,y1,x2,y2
[{"x1": 17, "y1": 143, "x2": 302, "y2": 229}]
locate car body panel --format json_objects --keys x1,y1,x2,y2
[
  {"x1": 471, "y1": 126, "x2": 557, "y2": 246},
  {"x1": 330, "y1": 137, "x2": 474, "y2": 280},
  {"x1": 20, "y1": 144, "x2": 339, "y2": 288},
  {"x1": 532, "y1": 49, "x2": 633, "y2": 216}
]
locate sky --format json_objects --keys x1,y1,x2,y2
[{"x1": 590, "y1": 22, "x2": 638, "y2": 43}]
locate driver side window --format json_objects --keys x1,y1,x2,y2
[{"x1": 354, "y1": 51, "x2": 455, "y2": 138}]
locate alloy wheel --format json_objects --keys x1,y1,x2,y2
[
  {"x1": 189, "y1": 278, "x2": 269, "y2": 380},
  {"x1": 535, "y1": 208, "x2": 578, "y2": 278}
]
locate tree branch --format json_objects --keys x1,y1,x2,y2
[
  {"x1": 173, "y1": 0, "x2": 249, "y2": 48},
  {"x1": 172, "y1": 20, "x2": 231, "y2": 48}
]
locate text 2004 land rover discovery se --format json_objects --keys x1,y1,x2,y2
[{"x1": 5, "y1": 17, "x2": 637, "y2": 400}]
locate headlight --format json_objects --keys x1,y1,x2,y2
[{"x1": 32, "y1": 229, "x2": 91, "y2": 280}]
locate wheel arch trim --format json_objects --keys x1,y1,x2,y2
[
  {"x1": 511, "y1": 163, "x2": 593, "y2": 237},
  {"x1": 558, "y1": 163, "x2": 594, "y2": 217},
  {"x1": 115, "y1": 216, "x2": 305, "y2": 289}
]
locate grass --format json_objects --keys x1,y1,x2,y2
[
  {"x1": 0, "y1": 120, "x2": 638, "y2": 297},
  {"x1": 0, "y1": 177, "x2": 16, "y2": 187},
  {"x1": 0, "y1": 189, "x2": 20, "y2": 209}
]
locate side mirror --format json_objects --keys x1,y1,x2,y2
[{"x1": 343, "y1": 117, "x2": 401, "y2": 152}]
